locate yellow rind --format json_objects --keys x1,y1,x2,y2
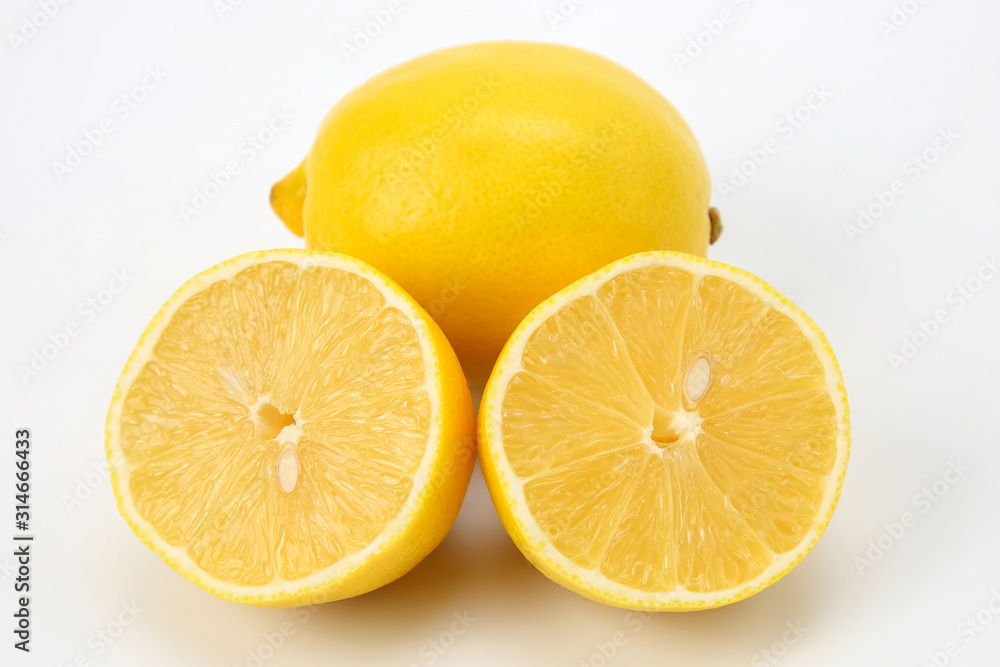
[
  {"x1": 272, "y1": 41, "x2": 712, "y2": 385},
  {"x1": 270, "y1": 161, "x2": 307, "y2": 237},
  {"x1": 106, "y1": 249, "x2": 475, "y2": 607},
  {"x1": 478, "y1": 250, "x2": 850, "y2": 611}
]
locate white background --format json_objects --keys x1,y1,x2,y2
[{"x1": 2, "y1": 0, "x2": 1000, "y2": 665}]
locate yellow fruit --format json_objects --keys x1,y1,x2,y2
[
  {"x1": 105, "y1": 250, "x2": 475, "y2": 607},
  {"x1": 271, "y1": 41, "x2": 717, "y2": 383},
  {"x1": 478, "y1": 252, "x2": 849, "y2": 610}
]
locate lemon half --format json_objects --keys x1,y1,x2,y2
[
  {"x1": 106, "y1": 250, "x2": 475, "y2": 607},
  {"x1": 478, "y1": 252, "x2": 849, "y2": 610}
]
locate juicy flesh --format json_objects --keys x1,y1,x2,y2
[
  {"x1": 118, "y1": 262, "x2": 430, "y2": 586},
  {"x1": 501, "y1": 266, "x2": 837, "y2": 593}
]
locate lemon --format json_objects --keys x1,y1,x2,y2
[
  {"x1": 272, "y1": 41, "x2": 717, "y2": 382},
  {"x1": 105, "y1": 250, "x2": 475, "y2": 607},
  {"x1": 478, "y1": 252, "x2": 849, "y2": 610}
]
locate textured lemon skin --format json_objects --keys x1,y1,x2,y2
[
  {"x1": 478, "y1": 251, "x2": 851, "y2": 611},
  {"x1": 273, "y1": 41, "x2": 712, "y2": 383},
  {"x1": 105, "y1": 249, "x2": 476, "y2": 608}
]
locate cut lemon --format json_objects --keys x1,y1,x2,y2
[
  {"x1": 106, "y1": 250, "x2": 475, "y2": 607},
  {"x1": 478, "y1": 251, "x2": 849, "y2": 610}
]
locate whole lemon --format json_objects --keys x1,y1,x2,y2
[{"x1": 272, "y1": 41, "x2": 718, "y2": 383}]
